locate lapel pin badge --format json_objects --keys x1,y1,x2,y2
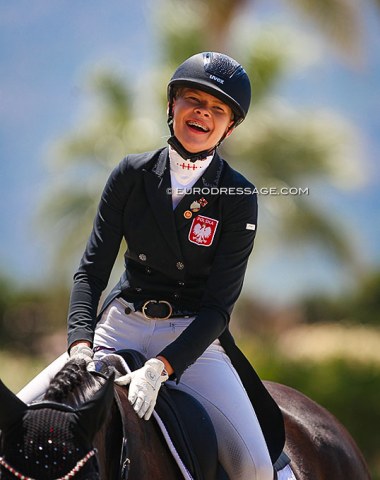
[
  {"x1": 190, "y1": 200, "x2": 201, "y2": 212},
  {"x1": 184, "y1": 210, "x2": 192, "y2": 219}
]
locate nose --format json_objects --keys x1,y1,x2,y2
[{"x1": 194, "y1": 104, "x2": 210, "y2": 117}]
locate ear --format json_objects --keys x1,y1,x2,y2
[
  {"x1": 75, "y1": 372, "x2": 115, "y2": 441},
  {"x1": 225, "y1": 122, "x2": 235, "y2": 138},
  {"x1": 168, "y1": 99, "x2": 177, "y2": 115},
  {"x1": 0, "y1": 379, "x2": 28, "y2": 430}
]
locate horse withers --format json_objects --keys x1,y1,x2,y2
[{"x1": 0, "y1": 358, "x2": 372, "y2": 480}]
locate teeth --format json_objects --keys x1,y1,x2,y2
[{"x1": 188, "y1": 121, "x2": 208, "y2": 132}]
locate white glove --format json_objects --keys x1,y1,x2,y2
[
  {"x1": 115, "y1": 358, "x2": 168, "y2": 420},
  {"x1": 69, "y1": 343, "x2": 94, "y2": 362}
]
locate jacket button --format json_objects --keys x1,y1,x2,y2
[
  {"x1": 176, "y1": 262, "x2": 184, "y2": 270},
  {"x1": 145, "y1": 267, "x2": 152, "y2": 274},
  {"x1": 178, "y1": 281, "x2": 185, "y2": 287},
  {"x1": 173, "y1": 293, "x2": 180, "y2": 300},
  {"x1": 124, "y1": 307, "x2": 132, "y2": 315},
  {"x1": 139, "y1": 253, "x2": 147, "y2": 261}
]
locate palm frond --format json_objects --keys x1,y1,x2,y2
[{"x1": 285, "y1": 0, "x2": 363, "y2": 61}]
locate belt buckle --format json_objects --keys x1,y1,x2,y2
[{"x1": 142, "y1": 300, "x2": 173, "y2": 320}]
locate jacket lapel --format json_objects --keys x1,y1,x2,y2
[
  {"x1": 174, "y1": 152, "x2": 224, "y2": 230},
  {"x1": 144, "y1": 148, "x2": 183, "y2": 259}
]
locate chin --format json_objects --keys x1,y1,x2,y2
[{"x1": 182, "y1": 141, "x2": 213, "y2": 153}]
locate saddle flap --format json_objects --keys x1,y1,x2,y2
[{"x1": 113, "y1": 349, "x2": 227, "y2": 480}]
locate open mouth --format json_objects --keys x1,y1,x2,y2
[{"x1": 186, "y1": 120, "x2": 210, "y2": 133}]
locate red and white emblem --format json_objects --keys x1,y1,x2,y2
[{"x1": 188, "y1": 215, "x2": 219, "y2": 247}]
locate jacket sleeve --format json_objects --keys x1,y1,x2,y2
[
  {"x1": 67, "y1": 158, "x2": 130, "y2": 348},
  {"x1": 159, "y1": 188, "x2": 258, "y2": 380}
]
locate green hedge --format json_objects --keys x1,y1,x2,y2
[{"x1": 240, "y1": 338, "x2": 380, "y2": 480}]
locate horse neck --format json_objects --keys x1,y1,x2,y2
[
  {"x1": 94, "y1": 399, "x2": 123, "y2": 480},
  {"x1": 110, "y1": 385, "x2": 181, "y2": 480}
]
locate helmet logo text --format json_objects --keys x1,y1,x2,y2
[{"x1": 209, "y1": 74, "x2": 224, "y2": 84}]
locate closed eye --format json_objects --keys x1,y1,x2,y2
[
  {"x1": 186, "y1": 95, "x2": 200, "y2": 103},
  {"x1": 213, "y1": 105, "x2": 229, "y2": 115}
]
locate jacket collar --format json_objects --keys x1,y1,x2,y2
[{"x1": 143, "y1": 147, "x2": 225, "y2": 258}]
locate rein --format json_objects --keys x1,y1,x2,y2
[
  {"x1": 114, "y1": 387, "x2": 131, "y2": 480},
  {"x1": 0, "y1": 449, "x2": 98, "y2": 480}
]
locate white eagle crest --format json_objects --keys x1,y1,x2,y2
[{"x1": 193, "y1": 222, "x2": 212, "y2": 243}]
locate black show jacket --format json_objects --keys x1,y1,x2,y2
[{"x1": 67, "y1": 147, "x2": 285, "y2": 463}]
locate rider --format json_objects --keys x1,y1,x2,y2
[{"x1": 18, "y1": 52, "x2": 285, "y2": 480}]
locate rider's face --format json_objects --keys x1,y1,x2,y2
[{"x1": 172, "y1": 88, "x2": 234, "y2": 153}]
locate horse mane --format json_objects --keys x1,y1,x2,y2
[{"x1": 43, "y1": 358, "x2": 106, "y2": 408}]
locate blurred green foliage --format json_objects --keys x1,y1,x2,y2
[
  {"x1": 0, "y1": 351, "x2": 47, "y2": 393},
  {"x1": 0, "y1": 273, "x2": 68, "y2": 354},
  {"x1": 239, "y1": 335, "x2": 380, "y2": 480},
  {"x1": 301, "y1": 270, "x2": 380, "y2": 325}
]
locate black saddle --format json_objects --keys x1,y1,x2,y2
[{"x1": 115, "y1": 349, "x2": 228, "y2": 480}]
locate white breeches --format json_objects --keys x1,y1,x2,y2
[
  {"x1": 94, "y1": 298, "x2": 273, "y2": 480},
  {"x1": 18, "y1": 297, "x2": 273, "y2": 480}
]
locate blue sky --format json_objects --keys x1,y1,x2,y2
[
  {"x1": 1, "y1": 1, "x2": 379, "y2": 303},
  {"x1": 0, "y1": 1, "x2": 154, "y2": 281}
]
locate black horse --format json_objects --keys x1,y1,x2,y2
[{"x1": 0, "y1": 358, "x2": 371, "y2": 479}]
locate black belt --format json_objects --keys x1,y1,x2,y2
[{"x1": 134, "y1": 299, "x2": 197, "y2": 320}]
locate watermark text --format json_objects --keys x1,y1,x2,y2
[{"x1": 166, "y1": 186, "x2": 309, "y2": 196}]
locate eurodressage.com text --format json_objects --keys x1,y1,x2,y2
[{"x1": 166, "y1": 186, "x2": 310, "y2": 196}]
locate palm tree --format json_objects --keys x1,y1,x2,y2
[
  {"x1": 173, "y1": 0, "x2": 365, "y2": 61},
  {"x1": 38, "y1": 69, "x2": 156, "y2": 279},
  {"x1": 39, "y1": 0, "x2": 368, "y2": 279},
  {"x1": 157, "y1": 0, "x2": 367, "y2": 267}
]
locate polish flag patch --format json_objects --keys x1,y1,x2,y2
[{"x1": 188, "y1": 215, "x2": 219, "y2": 247}]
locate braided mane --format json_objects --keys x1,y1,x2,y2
[{"x1": 43, "y1": 358, "x2": 106, "y2": 408}]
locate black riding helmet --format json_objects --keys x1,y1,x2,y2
[{"x1": 167, "y1": 52, "x2": 251, "y2": 161}]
